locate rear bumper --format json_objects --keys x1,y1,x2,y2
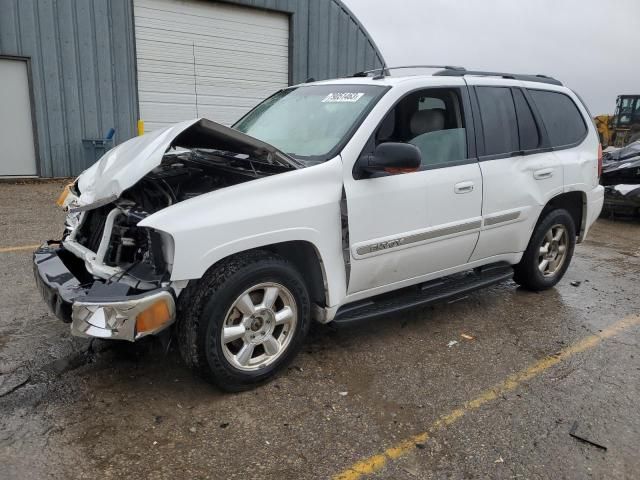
[
  {"x1": 33, "y1": 244, "x2": 176, "y2": 341},
  {"x1": 580, "y1": 185, "x2": 605, "y2": 242}
]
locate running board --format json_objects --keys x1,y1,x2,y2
[{"x1": 334, "y1": 262, "x2": 514, "y2": 323}]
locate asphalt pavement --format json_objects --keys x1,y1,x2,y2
[{"x1": 1, "y1": 180, "x2": 639, "y2": 479}]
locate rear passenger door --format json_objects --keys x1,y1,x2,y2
[{"x1": 465, "y1": 80, "x2": 564, "y2": 261}]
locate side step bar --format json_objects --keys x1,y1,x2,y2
[{"x1": 334, "y1": 262, "x2": 514, "y2": 323}]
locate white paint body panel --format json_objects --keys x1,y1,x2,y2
[
  {"x1": 65, "y1": 74, "x2": 604, "y2": 321},
  {"x1": 0, "y1": 59, "x2": 37, "y2": 176},
  {"x1": 134, "y1": 0, "x2": 289, "y2": 131},
  {"x1": 77, "y1": 119, "x2": 200, "y2": 204},
  {"x1": 140, "y1": 157, "x2": 347, "y2": 306}
]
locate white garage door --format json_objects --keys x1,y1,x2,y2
[
  {"x1": 0, "y1": 59, "x2": 37, "y2": 176},
  {"x1": 134, "y1": 0, "x2": 289, "y2": 132}
]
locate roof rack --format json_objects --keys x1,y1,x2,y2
[
  {"x1": 433, "y1": 69, "x2": 563, "y2": 86},
  {"x1": 353, "y1": 65, "x2": 465, "y2": 79},
  {"x1": 351, "y1": 65, "x2": 562, "y2": 86}
]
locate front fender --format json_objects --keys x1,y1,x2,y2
[{"x1": 139, "y1": 157, "x2": 346, "y2": 306}]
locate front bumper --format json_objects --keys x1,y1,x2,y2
[{"x1": 33, "y1": 244, "x2": 176, "y2": 341}]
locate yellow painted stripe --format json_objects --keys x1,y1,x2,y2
[
  {"x1": 333, "y1": 314, "x2": 640, "y2": 480},
  {"x1": 0, "y1": 244, "x2": 40, "y2": 253}
]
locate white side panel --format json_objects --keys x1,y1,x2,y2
[
  {"x1": 0, "y1": 59, "x2": 37, "y2": 176},
  {"x1": 139, "y1": 158, "x2": 347, "y2": 307},
  {"x1": 134, "y1": 0, "x2": 289, "y2": 131},
  {"x1": 471, "y1": 154, "x2": 562, "y2": 261}
]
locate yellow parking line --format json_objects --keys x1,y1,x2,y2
[
  {"x1": 333, "y1": 314, "x2": 640, "y2": 480},
  {"x1": 0, "y1": 244, "x2": 40, "y2": 253}
]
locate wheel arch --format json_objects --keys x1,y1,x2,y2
[
  {"x1": 183, "y1": 240, "x2": 332, "y2": 312},
  {"x1": 538, "y1": 191, "x2": 587, "y2": 240}
]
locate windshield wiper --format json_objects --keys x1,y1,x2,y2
[{"x1": 191, "y1": 149, "x2": 296, "y2": 173}]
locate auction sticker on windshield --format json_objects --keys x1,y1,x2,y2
[{"x1": 322, "y1": 92, "x2": 365, "y2": 103}]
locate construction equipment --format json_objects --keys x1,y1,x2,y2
[
  {"x1": 595, "y1": 95, "x2": 640, "y2": 148},
  {"x1": 594, "y1": 114, "x2": 613, "y2": 147}
]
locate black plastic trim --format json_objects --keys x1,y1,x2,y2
[
  {"x1": 334, "y1": 262, "x2": 513, "y2": 323},
  {"x1": 434, "y1": 69, "x2": 563, "y2": 86}
]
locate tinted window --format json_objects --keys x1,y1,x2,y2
[
  {"x1": 528, "y1": 90, "x2": 587, "y2": 147},
  {"x1": 476, "y1": 87, "x2": 518, "y2": 155},
  {"x1": 373, "y1": 88, "x2": 468, "y2": 167},
  {"x1": 512, "y1": 89, "x2": 540, "y2": 150}
]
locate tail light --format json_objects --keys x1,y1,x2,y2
[{"x1": 597, "y1": 143, "x2": 603, "y2": 179}]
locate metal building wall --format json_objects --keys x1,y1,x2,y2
[
  {"x1": 0, "y1": 0, "x2": 137, "y2": 177},
  {"x1": 0, "y1": 0, "x2": 383, "y2": 177}
]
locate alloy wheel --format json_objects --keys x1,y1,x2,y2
[{"x1": 220, "y1": 282, "x2": 297, "y2": 371}]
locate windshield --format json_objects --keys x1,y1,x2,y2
[{"x1": 233, "y1": 84, "x2": 388, "y2": 161}]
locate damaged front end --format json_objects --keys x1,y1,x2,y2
[
  {"x1": 34, "y1": 118, "x2": 299, "y2": 341},
  {"x1": 601, "y1": 141, "x2": 640, "y2": 217}
]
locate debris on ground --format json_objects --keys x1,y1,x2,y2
[
  {"x1": 0, "y1": 372, "x2": 30, "y2": 397},
  {"x1": 570, "y1": 281, "x2": 582, "y2": 287},
  {"x1": 495, "y1": 456, "x2": 504, "y2": 463},
  {"x1": 415, "y1": 442, "x2": 426, "y2": 449},
  {"x1": 338, "y1": 391, "x2": 348, "y2": 396},
  {"x1": 461, "y1": 333, "x2": 475, "y2": 340},
  {"x1": 447, "y1": 340, "x2": 459, "y2": 348},
  {"x1": 569, "y1": 421, "x2": 607, "y2": 451}
]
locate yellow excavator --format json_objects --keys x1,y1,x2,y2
[{"x1": 595, "y1": 95, "x2": 640, "y2": 147}]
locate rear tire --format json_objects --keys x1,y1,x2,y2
[
  {"x1": 177, "y1": 250, "x2": 311, "y2": 391},
  {"x1": 514, "y1": 209, "x2": 576, "y2": 291}
]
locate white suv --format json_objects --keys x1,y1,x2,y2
[{"x1": 34, "y1": 66, "x2": 604, "y2": 390}]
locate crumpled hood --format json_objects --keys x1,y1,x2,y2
[{"x1": 76, "y1": 118, "x2": 296, "y2": 206}]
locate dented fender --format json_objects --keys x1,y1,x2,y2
[{"x1": 139, "y1": 157, "x2": 347, "y2": 307}]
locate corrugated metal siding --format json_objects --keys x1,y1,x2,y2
[
  {"x1": 0, "y1": 0, "x2": 137, "y2": 177},
  {"x1": 0, "y1": 0, "x2": 383, "y2": 177}
]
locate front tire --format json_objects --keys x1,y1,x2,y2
[
  {"x1": 177, "y1": 251, "x2": 311, "y2": 391},
  {"x1": 514, "y1": 209, "x2": 576, "y2": 291}
]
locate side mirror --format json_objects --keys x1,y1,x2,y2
[{"x1": 358, "y1": 142, "x2": 422, "y2": 176}]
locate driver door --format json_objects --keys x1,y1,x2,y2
[{"x1": 344, "y1": 86, "x2": 483, "y2": 296}]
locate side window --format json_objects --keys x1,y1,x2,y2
[
  {"x1": 476, "y1": 87, "x2": 518, "y2": 156},
  {"x1": 512, "y1": 89, "x2": 540, "y2": 150},
  {"x1": 528, "y1": 90, "x2": 587, "y2": 147},
  {"x1": 373, "y1": 88, "x2": 468, "y2": 167}
]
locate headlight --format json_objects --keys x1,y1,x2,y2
[{"x1": 56, "y1": 183, "x2": 71, "y2": 207}]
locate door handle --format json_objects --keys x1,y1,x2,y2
[
  {"x1": 454, "y1": 181, "x2": 475, "y2": 194},
  {"x1": 533, "y1": 168, "x2": 553, "y2": 180}
]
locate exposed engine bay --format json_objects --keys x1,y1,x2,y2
[{"x1": 64, "y1": 148, "x2": 296, "y2": 290}]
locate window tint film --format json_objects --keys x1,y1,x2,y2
[
  {"x1": 373, "y1": 88, "x2": 468, "y2": 167},
  {"x1": 476, "y1": 87, "x2": 518, "y2": 156},
  {"x1": 528, "y1": 90, "x2": 587, "y2": 147},
  {"x1": 512, "y1": 89, "x2": 540, "y2": 150}
]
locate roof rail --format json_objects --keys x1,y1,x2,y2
[
  {"x1": 433, "y1": 69, "x2": 563, "y2": 86},
  {"x1": 353, "y1": 65, "x2": 466, "y2": 79}
]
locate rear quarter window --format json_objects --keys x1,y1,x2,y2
[{"x1": 528, "y1": 90, "x2": 587, "y2": 147}]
